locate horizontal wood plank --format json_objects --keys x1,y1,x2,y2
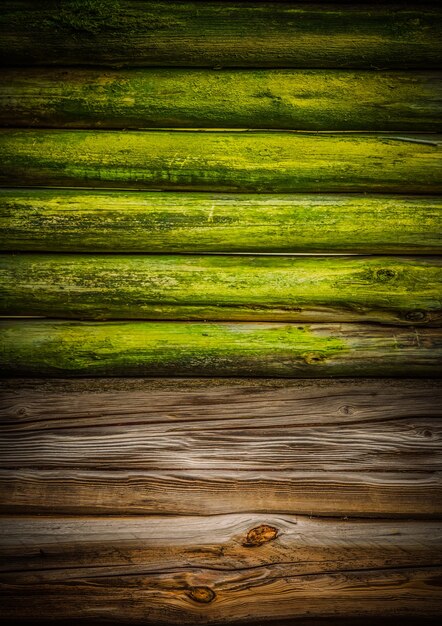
[
  {"x1": 1, "y1": 68, "x2": 441, "y2": 131},
  {"x1": 1, "y1": 2, "x2": 441, "y2": 69},
  {"x1": 1, "y1": 379, "x2": 440, "y2": 517},
  {"x1": 1, "y1": 255, "x2": 441, "y2": 324},
  {"x1": 2, "y1": 378, "x2": 441, "y2": 431},
  {"x1": 1, "y1": 130, "x2": 441, "y2": 193},
  {"x1": 1, "y1": 514, "x2": 441, "y2": 622},
  {"x1": 1, "y1": 320, "x2": 442, "y2": 377},
  {"x1": 2, "y1": 568, "x2": 441, "y2": 623},
  {"x1": 2, "y1": 190, "x2": 441, "y2": 254},
  {"x1": 1, "y1": 468, "x2": 440, "y2": 517},
  {"x1": 1, "y1": 391, "x2": 440, "y2": 472},
  {"x1": 2, "y1": 513, "x2": 440, "y2": 578}
]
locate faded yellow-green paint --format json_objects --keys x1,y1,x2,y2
[
  {"x1": 1, "y1": 190, "x2": 440, "y2": 254},
  {"x1": 1, "y1": 2, "x2": 441, "y2": 68},
  {"x1": 1, "y1": 131, "x2": 441, "y2": 193},
  {"x1": 1, "y1": 69, "x2": 441, "y2": 131},
  {"x1": 1, "y1": 320, "x2": 441, "y2": 378},
  {"x1": 1, "y1": 255, "x2": 440, "y2": 325}
]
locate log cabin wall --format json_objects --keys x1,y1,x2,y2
[{"x1": 0, "y1": 1, "x2": 441, "y2": 624}]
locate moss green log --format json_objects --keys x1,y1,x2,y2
[
  {"x1": 1, "y1": 191, "x2": 441, "y2": 254},
  {"x1": 1, "y1": 320, "x2": 442, "y2": 378},
  {"x1": 1, "y1": 69, "x2": 441, "y2": 131},
  {"x1": 1, "y1": 131, "x2": 441, "y2": 193},
  {"x1": 1, "y1": 255, "x2": 441, "y2": 325},
  {"x1": 1, "y1": 2, "x2": 441, "y2": 69}
]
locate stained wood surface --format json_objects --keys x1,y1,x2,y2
[
  {"x1": 2, "y1": 130, "x2": 441, "y2": 193},
  {"x1": 2, "y1": 514, "x2": 440, "y2": 577},
  {"x1": 1, "y1": 378, "x2": 441, "y2": 517},
  {"x1": 1, "y1": 254, "x2": 440, "y2": 324},
  {"x1": 1, "y1": 2, "x2": 441, "y2": 69},
  {"x1": 2, "y1": 190, "x2": 441, "y2": 254},
  {"x1": 2, "y1": 320, "x2": 442, "y2": 377},
  {"x1": 1, "y1": 381, "x2": 440, "y2": 472},
  {"x1": 2, "y1": 567, "x2": 441, "y2": 623},
  {"x1": 2, "y1": 467, "x2": 440, "y2": 517},
  {"x1": 0, "y1": 514, "x2": 441, "y2": 623},
  {"x1": 1, "y1": 68, "x2": 441, "y2": 131}
]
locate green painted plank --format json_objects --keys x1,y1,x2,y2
[
  {"x1": 1, "y1": 190, "x2": 441, "y2": 254},
  {"x1": 1, "y1": 69, "x2": 441, "y2": 131},
  {"x1": 1, "y1": 131, "x2": 441, "y2": 193},
  {"x1": 1, "y1": 255, "x2": 440, "y2": 325},
  {"x1": 1, "y1": 320, "x2": 441, "y2": 378},
  {"x1": 1, "y1": 2, "x2": 441, "y2": 68}
]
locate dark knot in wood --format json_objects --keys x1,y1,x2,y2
[
  {"x1": 375, "y1": 268, "x2": 397, "y2": 282},
  {"x1": 404, "y1": 310, "x2": 427, "y2": 322},
  {"x1": 244, "y1": 524, "x2": 278, "y2": 547},
  {"x1": 187, "y1": 586, "x2": 216, "y2": 604}
]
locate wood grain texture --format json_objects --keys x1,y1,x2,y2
[
  {"x1": 2, "y1": 514, "x2": 440, "y2": 578},
  {"x1": 2, "y1": 567, "x2": 441, "y2": 624},
  {"x1": 0, "y1": 380, "x2": 440, "y2": 472},
  {"x1": 2, "y1": 377, "x2": 441, "y2": 431},
  {"x1": 1, "y1": 2, "x2": 441, "y2": 69},
  {"x1": 1, "y1": 255, "x2": 440, "y2": 324},
  {"x1": 2, "y1": 190, "x2": 441, "y2": 254},
  {"x1": 0, "y1": 379, "x2": 440, "y2": 516},
  {"x1": 1, "y1": 320, "x2": 442, "y2": 377},
  {"x1": 0, "y1": 514, "x2": 441, "y2": 623},
  {"x1": 1, "y1": 467, "x2": 440, "y2": 517},
  {"x1": 1, "y1": 68, "x2": 441, "y2": 131},
  {"x1": 1, "y1": 130, "x2": 441, "y2": 193}
]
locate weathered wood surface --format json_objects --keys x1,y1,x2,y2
[
  {"x1": 1, "y1": 255, "x2": 440, "y2": 324},
  {"x1": 2, "y1": 567, "x2": 441, "y2": 623},
  {"x1": 2, "y1": 190, "x2": 441, "y2": 254},
  {"x1": 1, "y1": 467, "x2": 440, "y2": 517},
  {"x1": 2, "y1": 514, "x2": 441, "y2": 578},
  {"x1": 1, "y1": 68, "x2": 441, "y2": 131},
  {"x1": 1, "y1": 377, "x2": 440, "y2": 471},
  {"x1": 0, "y1": 514, "x2": 441, "y2": 623},
  {"x1": 2, "y1": 379, "x2": 440, "y2": 517},
  {"x1": 2, "y1": 130, "x2": 441, "y2": 193},
  {"x1": 1, "y1": 320, "x2": 442, "y2": 377},
  {"x1": 1, "y1": 2, "x2": 441, "y2": 69},
  {"x1": 2, "y1": 378, "x2": 441, "y2": 431}
]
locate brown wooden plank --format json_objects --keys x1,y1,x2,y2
[
  {"x1": 1, "y1": 566, "x2": 441, "y2": 623},
  {"x1": 1, "y1": 513, "x2": 441, "y2": 622},
  {"x1": 0, "y1": 468, "x2": 439, "y2": 517},
  {"x1": 1, "y1": 378, "x2": 440, "y2": 516},
  {"x1": 2, "y1": 378, "x2": 440, "y2": 431},
  {"x1": 1, "y1": 514, "x2": 440, "y2": 578}
]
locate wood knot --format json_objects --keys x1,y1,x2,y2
[
  {"x1": 339, "y1": 404, "x2": 355, "y2": 415},
  {"x1": 404, "y1": 310, "x2": 427, "y2": 322},
  {"x1": 243, "y1": 524, "x2": 278, "y2": 547},
  {"x1": 303, "y1": 353, "x2": 323, "y2": 365},
  {"x1": 187, "y1": 586, "x2": 216, "y2": 604},
  {"x1": 375, "y1": 268, "x2": 396, "y2": 282}
]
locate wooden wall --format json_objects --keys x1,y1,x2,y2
[{"x1": 1, "y1": 1, "x2": 442, "y2": 623}]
